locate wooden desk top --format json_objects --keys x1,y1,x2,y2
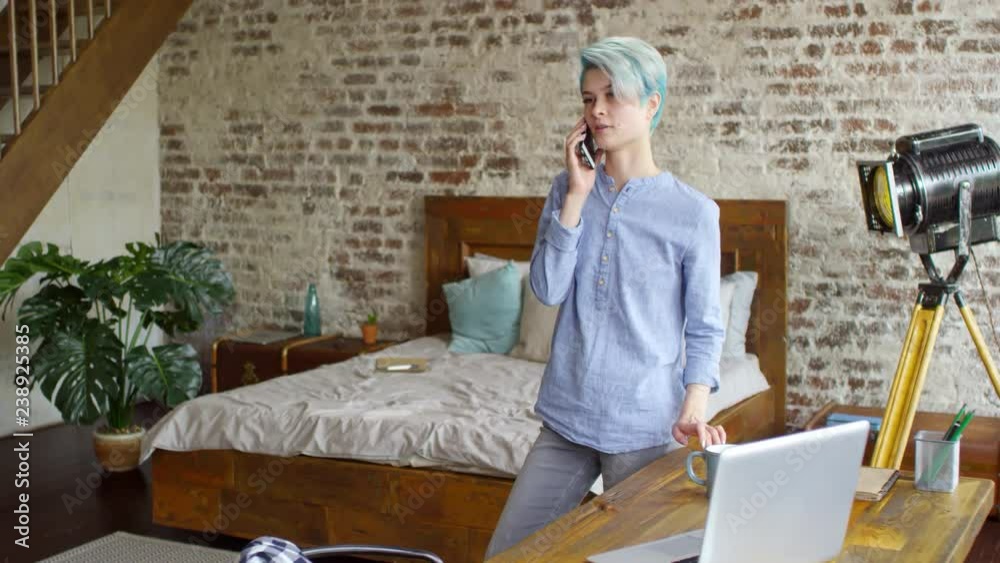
[{"x1": 486, "y1": 447, "x2": 995, "y2": 563}]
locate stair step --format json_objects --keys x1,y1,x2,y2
[
  {"x1": 9, "y1": 0, "x2": 113, "y2": 14},
  {"x1": 0, "y1": 39, "x2": 88, "y2": 56},
  {"x1": 0, "y1": 133, "x2": 14, "y2": 156},
  {"x1": 0, "y1": 84, "x2": 53, "y2": 97}
]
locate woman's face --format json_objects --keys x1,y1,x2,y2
[{"x1": 580, "y1": 68, "x2": 658, "y2": 152}]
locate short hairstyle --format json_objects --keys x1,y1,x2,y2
[{"x1": 578, "y1": 37, "x2": 668, "y2": 134}]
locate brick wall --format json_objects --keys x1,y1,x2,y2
[{"x1": 158, "y1": 0, "x2": 1000, "y2": 425}]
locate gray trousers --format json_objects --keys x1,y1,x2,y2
[{"x1": 484, "y1": 425, "x2": 674, "y2": 560}]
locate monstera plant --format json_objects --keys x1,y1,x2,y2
[{"x1": 0, "y1": 238, "x2": 234, "y2": 470}]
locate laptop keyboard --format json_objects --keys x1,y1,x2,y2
[{"x1": 673, "y1": 557, "x2": 699, "y2": 563}]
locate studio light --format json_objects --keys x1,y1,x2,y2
[
  {"x1": 853, "y1": 123, "x2": 1000, "y2": 471},
  {"x1": 857, "y1": 123, "x2": 1000, "y2": 256}
]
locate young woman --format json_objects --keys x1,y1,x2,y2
[{"x1": 485, "y1": 36, "x2": 727, "y2": 559}]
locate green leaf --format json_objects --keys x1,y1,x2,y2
[
  {"x1": 129, "y1": 241, "x2": 234, "y2": 330},
  {"x1": 33, "y1": 319, "x2": 122, "y2": 425},
  {"x1": 0, "y1": 242, "x2": 88, "y2": 319},
  {"x1": 127, "y1": 344, "x2": 201, "y2": 407},
  {"x1": 20, "y1": 285, "x2": 91, "y2": 336},
  {"x1": 77, "y1": 257, "x2": 128, "y2": 315},
  {"x1": 144, "y1": 310, "x2": 198, "y2": 337}
]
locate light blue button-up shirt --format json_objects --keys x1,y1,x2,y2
[{"x1": 530, "y1": 162, "x2": 725, "y2": 453}]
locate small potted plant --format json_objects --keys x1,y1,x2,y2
[
  {"x1": 361, "y1": 309, "x2": 378, "y2": 345},
  {"x1": 0, "y1": 238, "x2": 234, "y2": 471}
]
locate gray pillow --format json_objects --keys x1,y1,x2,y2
[{"x1": 508, "y1": 276, "x2": 560, "y2": 363}]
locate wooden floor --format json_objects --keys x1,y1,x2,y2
[
  {"x1": 1, "y1": 403, "x2": 997, "y2": 563},
  {"x1": 0, "y1": 403, "x2": 368, "y2": 563}
]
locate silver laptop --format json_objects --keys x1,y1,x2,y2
[{"x1": 587, "y1": 420, "x2": 870, "y2": 563}]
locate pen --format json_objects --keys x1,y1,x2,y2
[
  {"x1": 949, "y1": 410, "x2": 975, "y2": 442},
  {"x1": 943, "y1": 403, "x2": 966, "y2": 441}
]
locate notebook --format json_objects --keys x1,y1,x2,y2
[
  {"x1": 375, "y1": 357, "x2": 429, "y2": 373},
  {"x1": 855, "y1": 466, "x2": 899, "y2": 501}
]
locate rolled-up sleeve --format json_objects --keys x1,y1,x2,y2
[
  {"x1": 680, "y1": 203, "x2": 725, "y2": 393},
  {"x1": 529, "y1": 174, "x2": 583, "y2": 306}
]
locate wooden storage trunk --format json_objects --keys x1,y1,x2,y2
[{"x1": 211, "y1": 332, "x2": 396, "y2": 393}]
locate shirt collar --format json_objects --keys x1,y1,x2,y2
[{"x1": 598, "y1": 162, "x2": 670, "y2": 189}]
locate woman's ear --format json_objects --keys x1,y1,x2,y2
[{"x1": 646, "y1": 92, "x2": 661, "y2": 120}]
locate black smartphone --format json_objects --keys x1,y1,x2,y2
[{"x1": 577, "y1": 126, "x2": 598, "y2": 169}]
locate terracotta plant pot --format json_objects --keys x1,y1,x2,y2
[
  {"x1": 361, "y1": 323, "x2": 378, "y2": 345},
  {"x1": 93, "y1": 427, "x2": 145, "y2": 472}
]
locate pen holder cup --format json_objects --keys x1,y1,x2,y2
[{"x1": 914, "y1": 430, "x2": 959, "y2": 493}]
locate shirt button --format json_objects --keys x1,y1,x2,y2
[
  {"x1": 606, "y1": 231, "x2": 613, "y2": 238},
  {"x1": 602, "y1": 255, "x2": 608, "y2": 262},
  {"x1": 613, "y1": 207, "x2": 619, "y2": 213},
  {"x1": 608, "y1": 187, "x2": 615, "y2": 192},
  {"x1": 598, "y1": 278, "x2": 605, "y2": 285}
]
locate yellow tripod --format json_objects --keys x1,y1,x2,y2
[{"x1": 871, "y1": 281, "x2": 1000, "y2": 469}]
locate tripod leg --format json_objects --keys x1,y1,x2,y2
[
  {"x1": 955, "y1": 292, "x2": 1000, "y2": 402},
  {"x1": 872, "y1": 302, "x2": 921, "y2": 467},
  {"x1": 872, "y1": 303, "x2": 945, "y2": 469},
  {"x1": 889, "y1": 303, "x2": 943, "y2": 469}
]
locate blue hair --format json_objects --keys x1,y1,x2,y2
[{"x1": 578, "y1": 37, "x2": 668, "y2": 134}]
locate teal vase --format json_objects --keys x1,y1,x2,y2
[{"x1": 303, "y1": 283, "x2": 322, "y2": 336}]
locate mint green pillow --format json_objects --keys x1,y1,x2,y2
[{"x1": 444, "y1": 261, "x2": 523, "y2": 354}]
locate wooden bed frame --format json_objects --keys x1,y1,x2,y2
[{"x1": 151, "y1": 196, "x2": 787, "y2": 563}]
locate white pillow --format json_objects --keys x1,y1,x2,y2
[
  {"x1": 721, "y1": 271, "x2": 758, "y2": 357},
  {"x1": 719, "y1": 279, "x2": 735, "y2": 344},
  {"x1": 679, "y1": 279, "x2": 734, "y2": 367},
  {"x1": 466, "y1": 255, "x2": 529, "y2": 278}
]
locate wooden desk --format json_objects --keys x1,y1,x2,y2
[
  {"x1": 486, "y1": 447, "x2": 995, "y2": 563},
  {"x1": 805, "y1": 402, "x2": 1000, "y2": 516}
]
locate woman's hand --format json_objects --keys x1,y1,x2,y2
[
  {"x1": 564, "y1": 116, "x2": 604, "y2": 197},
  {"x1": 673, "y1": 383, "x2": 726, "y2": 447},
  {"x1": 672, "y1": 416, "x2": 727, "y2": 448}
]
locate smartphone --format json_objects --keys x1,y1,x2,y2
[{"x1": 577, "y1": 125, "x2": 598, "y2": 169}]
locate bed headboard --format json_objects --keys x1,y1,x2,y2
[{"x1": 424, "y1": 196, "x2": 787, "y2": 428}]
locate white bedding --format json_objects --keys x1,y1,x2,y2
[{"x1": 141, "y1": 334, "x2": 770, "y2": 495}]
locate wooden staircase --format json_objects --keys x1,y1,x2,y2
[{"x1": 0, "y1": 0, "x2": 194, "y2": 262}]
